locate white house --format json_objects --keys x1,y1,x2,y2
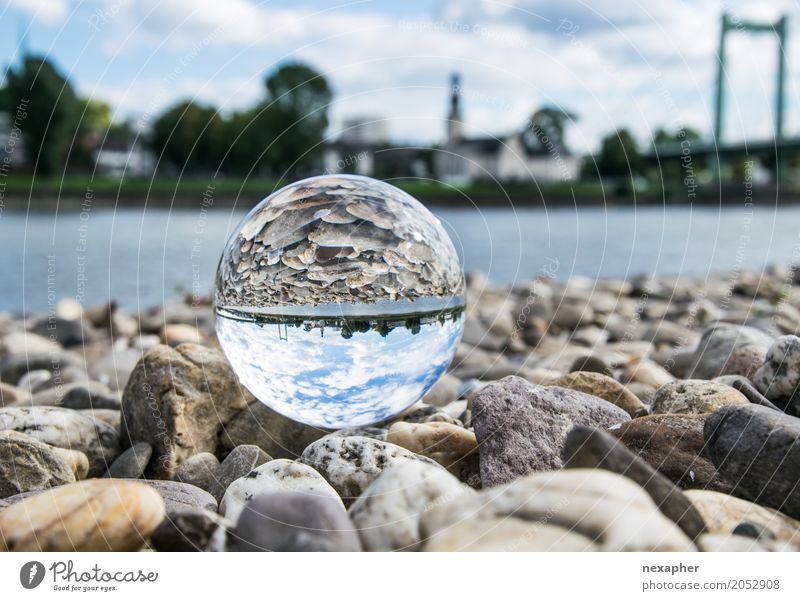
[{"x1": 435, "y1": 74, "x2": 582, "y2": 185}]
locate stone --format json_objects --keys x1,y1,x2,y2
[
  {"x1": 386, "y1": 421, "x2": 477, "y2": 477},
  {"x1": 422, "y1": 515, "x2": 598, "y2": 551},
  {"x1": 0, "y1": 382, "x2": 28, "y2": 407},
  {"x1": 26, "y1": 381, "x2": 121, "y2": 410},
  {"x1": 0, "y1": 431, "x2": 76, "y2": 497},
  {"x1": 471, "y1": 377, "x2": 630, "y2": 486},
  {"x1": 715, "y1": 375, "x2": 783, "y2": 412},
  {"x1": 0, "y1": 406, "x2": 120, "y2": 476},
  {"x1": 0, "y1": 331, "x2": 61, "y2": 357},
  {"x1": 753, "y1": 335, "x2": 800, "y2": 414},
  {"x1": 29, "y1": 316, "x2": 92, "y2": 348},
  {"x1": 16, "y1": 370, "x2": 53, "y2": 394},
  {"x1": 569, "y1": 355, "x2": 614, "y2": 377},
  {"x1": 219, "y1": 400, "x2": 326, "y2": 459},
  {"x1": 608, "y1": 414, "x2": 729, "y2": 491},
  {"x1": 420, "y1": 469, "x2": 694, "y2": 551},
  {"x1": 89, "y1": 347, "x2": 143, "y2": 392},
  {"x1": 689, "y1": 323, "x2": 773, "y2": 379},
  {"x1": 550, "y1": 371, "x2": 648, "y2": 417},
  {"x1": 704, "y1": 404, "x2": 800, "y2": 519},
  {"x1": 685, "y1": 490, "x2": 800, "y2": 547},
  {"x1": 229, "y1": 491, "x2": 362, "y2": 552},
  {"x1": 561, "y1": 426, "x2": 707, "y2": 541},
  {"x1": 208, "y1": 445, "x2": 272, "y2": 504},
  {"x1": 0, "y1": 351, "x2": 84, "y2": 388},
  {"x1": 349, "y1": 462, "x2": 471, "y2": 551},
  {"x1": 652, "y1": 379, "x2": 748, "y2": 415},
  {"x1": 0, "y1": 479, "x2": 165, "y2": 551},
  {"x1": 121, "y1": 344, "x2": 251, "y2": 479},
  {"x1": 142, "y1": 479, "x2": 218, "y2": 513},
  {"x1": 105, "y1": 442, "x2": 152, "y2": 478},
  {"x1": 720, "y1": 344, "x2": 767, "y2": 378},
  {"x1": 150, "y1": 506, "x2": 232, "y2": 552},
  {"x1": 161, "y1": 324, "x2": 203, "y2": 347},
  {"x1": 421, "y1": 373, "x2": 461, "y2": 407},
  {"x1": 174, "y1": 452, "x2": 220, "y2": 491},
  {"x1": 220, "y1": 458, "x2": 342, "y2": 522},
  {"x1": 626, "y1": 382, "x2": 658, "y2": 405},
  {"x1": 623, "y1": 357, "x2": 674, "y2": 388},
  {"x1": 300, "y1": 435, "x2": 439, "y2": 505}
]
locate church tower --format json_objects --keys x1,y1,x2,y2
[{"x1": 446, "y1": 73, "x2": 463, "y2": 146}]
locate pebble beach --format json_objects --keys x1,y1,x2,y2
[{"x1": 1, "y1": 267, "x2": 800, "y2": 552}]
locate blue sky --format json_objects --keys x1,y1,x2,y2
[{"x1": 2, "y1": 0, "x2": 799, "y2": 152}]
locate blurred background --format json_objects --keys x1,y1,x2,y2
[{"x1": 2, "y1": 0, "x2": 800, "y2": 311}]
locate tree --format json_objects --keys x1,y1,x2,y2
[
  {"x1": 150, "y1": 101, "x2": 225, "y2": 173},
  {"x1": 523, "y1": 106, "x2": 577, "y2": 153},
  {"x1": 263, "y1": 62, "x2": 332, "y2": 178},
  {"x1": 594, "y1": 128, "x2": 643, "y2": 178},
  {"x1": 652, "y1": 125, "x2": 701, "y2": 149},
  {"x1": 4, "y1": 55, "x2": 80, "y2": 175}
]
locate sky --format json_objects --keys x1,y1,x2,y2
[{"x1": 1, "y1": 0, "x2": 800, "y2": 153}]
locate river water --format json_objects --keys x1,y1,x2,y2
[{"x1": 1, "y1": 204, "x2": 799, "y2": 312}]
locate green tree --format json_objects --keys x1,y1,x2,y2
[
  {"x1": 4, "y1": 55, "x2": 80, "y2": 175},
  {"x1": 652, "y1": 125, "x2": 701, "y2": 149},
  {"x1": 523, "y1": 106, "x2": 577, "y2": 153},
  {"x1": 594, "y1": 128, "x2": 643, "y2": 178},
  {"x1": 150, "y1": 100, "x2": 225, "y2": 173},
  {"x1": 263, "y1": 62, "x2": 332, "y2": 178}
]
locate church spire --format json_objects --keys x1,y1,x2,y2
[{"x1": 447, "y1": 72, "x2": 462, "y2": 145}]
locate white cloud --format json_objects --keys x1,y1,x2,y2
[
  {"x1": 5, "y1": 0, "x2": 68, "y2": 25},
  {"x1": 77, "y1": 0, "x2": 800, "y2": 151}
]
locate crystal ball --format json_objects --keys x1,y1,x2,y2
[{"x1": 215, "y1": 175, "x2": 465, "y2": 428}]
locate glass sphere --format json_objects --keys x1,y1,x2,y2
[{"x1": 215, "y1": 175, "x2": 465, "y2": 428}]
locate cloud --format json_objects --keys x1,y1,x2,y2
[
  {"x1": 72, "y1": 0, "x2": 800, "y2": 151},
  {"x1": 6, "y1": 0, "x2": 68, "y2": 25}
]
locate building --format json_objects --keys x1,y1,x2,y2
[
  {"x1": 323, "y1": 116, "x2": 429, "y2": 179},
  {"x1": 435, "y1": 74, "x2": 582, "y2": 185},
  {"x1": 93, "y1": 137, "x2": 155, "y2": 178}
]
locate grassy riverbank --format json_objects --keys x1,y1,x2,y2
[{"x1": 2, "y1": 174, "x2": 799, "y2": 210}]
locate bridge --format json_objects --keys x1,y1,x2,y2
[{"x1": 646, "y1": 13, "x2": 799, "y2": 181}]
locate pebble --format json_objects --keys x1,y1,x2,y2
[
  {"x1": 349, "y1": 462, "x2": 471, "y2": 551},
  {"x1": 26, "y1": 381, "x2": 121, "y2": 410},
  {"x1": 29, "y1": 316, "x2": 92, "y2": 347},
  {"x1": 704, "y1": 404, "x2": 800, "y2": 519},
  {"x1": 386, "y1": 421, "x2": 477, "y2": 477},
  {"x1": 753, "y1": 335, "x2": 800, "y2": 415},
  {"x1": 569, "y1": 354, "x2": 614, "y2": 377},
  {"x1": 608, "y1": 414, "x2": 729, "y2": 491},
  {"x1": 689, "y1": 323, "x2": 773, "y2": 379},
  {"x1": 161, "y1": 323, "x2": 203, "y2": 346},
  {"x1": 0, "y1": 406, "x2": 120, "y2": 476},
  {"x1": 421, "y1": 373, "x2": 461, "y2": 407},
  {"x1": 300, "y1": 435, "x2": 439, "y2": 504},
  {"x1": 720, "y1": 344, "x2": 767, "y2": 378},
  {"x1": 0, "y1": 479, "x2": 165, "y2": 551},
  {"x1": 420, "y1": 469, "x2": 695, "y2": 551},
  {"x1": 471, "y1": 376, "x2": 630, "y2": 486},
  {"x1": 150, "y1": 506, "x2": 233, "y2": 552},
  {"x1": 549, "y1": 371, "x2": 648, "y2": 417},
  {"x1": 0, "y1": 351, "x2": 84, "y2": 389},
  {"x1": 174, "y1": 452, "x2": 220, "y2": 491},
  {"x1": 208, "y1": 445, "x2": 272, "y2": 503},
  {"x1": 220, "y1": 458, "x2": 342, "y2": 522},
  {"x1": 121, "y1": 343, "x2": 251, "y2": 478},
  {"x1": 685, "y1": 490, "x2": 800, "y2": 547},
  {"x1": 219, "y1": 399, "x2": 325, "y2": 459},
  {"x1": 0, "y1": 431, "x2": 77, "y2": 497},
  {"x1": 229, "y1": 491, "x2": 362, "y2": 552},
  {"x1": 105, "y1": 442, "x2": 152, "y2": 478},
  {"x1": 623, "y1": 357, "x2": 674, "y2": 389},
  {"x1": 714, "y1": 375, "x2": 783, "y2": 412},
  {"x1": 561, "y1": 425, "x2": 707, "y2": 541},
  {"x1": 142, "y1": 479, "x2": 218, "y2": 513},
  {"x1": 651, "y1": 379, "x2": 749, "y2": 415},
  {"x1": 0, "y1": 381, "x2": 28, "y2": 407}
]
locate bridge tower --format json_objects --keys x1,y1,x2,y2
[{"x1": 714, "y1": 13, "x2": 789, "y2": 143}]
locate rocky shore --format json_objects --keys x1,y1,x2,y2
[{"x1": 1, "y1": 267, "x2": 800, "y2": 551}]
